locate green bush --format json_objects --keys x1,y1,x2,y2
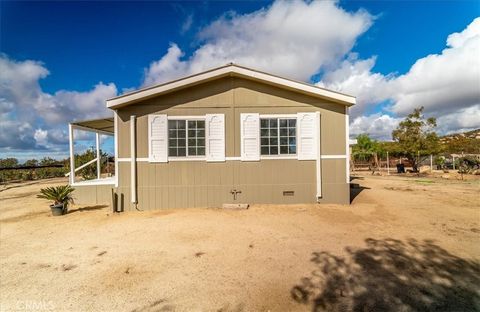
[
  {"x1": 37, "y1": 185, "x2": 75, "y2": 207},
  {"x1": 455, "y1": 156, "x2": 480, "y2": 178}
]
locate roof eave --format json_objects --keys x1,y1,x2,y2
[{"x1": 106, "y1": 65, "x2": 356, "y2": 109}]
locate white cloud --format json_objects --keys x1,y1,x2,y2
[
  {"x1": 436, "y1": 104, "x2": 480, "y2": 134},
  {"x1": 0, "y1": 54, "x2": 117, "y2": 153},
  {"x1": 320, "y1": 17, "x2": 480, "y2": 135},
  {"x1": 0, "y1": 119, "x2": 36, "y2": 150},
  {"x1": 350, "y1": 114, "x2": 401, "y2": 140},
  {"x1": 143, "y1": 44, "x2": 189, "y2": 86},
  {"x1": 317, "y1": 54, "x2": 393, "y2": 117},
  {"x1": 143, "y1": 0, "x2": 373, "y2": 86},
  {"x1": 390, "y1": 18, "x2": 480, "y2": 116},
  {"x1": 33, "y1": 129, "x2": 48, "y2": 147},
  {"x1": 0, "y1": 55, "x2": 49, "y2": 123},
  {"x1": 2, "y1": 2, "x2": 479, "y2": 160},
  {"x1": 142, "y1": 2, "x2": 477, "y2": 136},
  {"x1": 36, "y1": 82, "x2": 117, "y2": 124},
  {"x1": 181, "y1": 14, "x2": 194, "y2": 34}
]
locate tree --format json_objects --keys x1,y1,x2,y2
[
  {"x1": 0, "y1": 158, "x2": 19, "y2": 168},
  {"x1": 71, "y1": 147, "x2": 108, "y2": 180},
  {"x1": 352, "y1": 134, "x2": 381, "y2": 161},
  {"x1": 24, "y1": 159, "x2": 39, "y2": 167},
  {"x1": 352, "y1": 134, "x2": 385, "y2": 173},
  {"x1": 392, "y1": 107, "x2": 441, "y2": 171}
]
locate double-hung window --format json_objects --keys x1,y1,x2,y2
[
  {"x1": 260, "y1": 117, "x2": 296, "y2": 156},
  {"x1": 168, "y1": 119, "x2": 205, "y2": 157}
]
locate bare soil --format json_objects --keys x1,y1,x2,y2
[{"x1": 0, "y1": 175, "x2": 479, "y2": 311}]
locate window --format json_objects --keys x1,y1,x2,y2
[
  {"x1": 168, "y1": 119, "x2": 205, "y2": 157},
  {"x1": 260, "y1": 118, "x2": 296, "y2": 155}
]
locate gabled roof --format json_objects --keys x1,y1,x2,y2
[{"x1": 106, "y1": 63, "x2": 355, "y2": 109}]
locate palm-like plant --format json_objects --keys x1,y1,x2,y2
[{"x1": 37, "y1": 185, "x2": 75, "y2": 207}]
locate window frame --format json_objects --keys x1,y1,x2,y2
[
  {"x1": 167, "y1": 116, "x2": 206, "y2": 160},
  {"x1": 259, "y1": 114, "x2": 298, "y2": 159}
]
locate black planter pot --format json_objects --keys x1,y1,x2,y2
[{"x1": 50, "y1": 203, "x2": 65, "y2": 216}]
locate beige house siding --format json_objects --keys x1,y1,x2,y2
[
  {"x1": 115, "y1": 158, "x2": 348, "y2": 211},
  {"x1": 73, "y1": 184, "x2": 113, "y2": 206},
  {"x1": 74, "y1": 76, "x2": 349, "y2": 209},
  {"x1": 117, "y1": 77, "x2": 347, "y2": 158}
]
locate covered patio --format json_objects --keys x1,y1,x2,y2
[{"x1": 68, "y1": 117, "x2": 116, "y2": 186}]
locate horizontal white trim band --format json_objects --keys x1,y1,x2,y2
[
  {"x1": 117, "y1": 155, "x2": 347, "y2": 162},
  {"x1": 321, "y1": 155, "x2": 347, "y2": 159}
]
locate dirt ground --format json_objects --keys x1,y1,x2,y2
[{"x1": 0, "y1": 174, "x2": 479, "y2": 312}]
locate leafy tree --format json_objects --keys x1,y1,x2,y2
[
  {"x1": 0, "y1": 158, "x2": 19, "y2": 168},
  {"x1": 455, "y1": 156, "x2": 480, "y2": 179},
  {"x1": 352, "y1": 134, "x2": 382, "y2": 161},
  {"x1": 392, "y1": 107, "x2": 441, "y2": 171},
  {"x1": 36, "y1": 157, "x2": 66, "y2": 179},
  {"x1": 352, "y1": 134, "x2": 386, "y2": 173},
  {"x1": 0, "y1": 158, "x2": 20, "y2": 182},
  {"x1": 24, "y1": 159, "x2": 39, "y2": 167},
  {"x1": 39, "y1": 157, "x2": 57, "y2": 165},
  {"x1": 72, "y1": 147, "x2": 108, "y2": 180}
]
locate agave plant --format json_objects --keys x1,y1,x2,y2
[{"x1": 37, "y1": 185, "x2": 75, "y2": 207}]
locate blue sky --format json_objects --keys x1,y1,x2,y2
[{"x1": 1, "y1": 1, "x2": 479, "y2": 161}]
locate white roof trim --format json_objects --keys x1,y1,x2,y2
[{"x1": 106, "y1": 64, "x2": 356, "y2": 109}]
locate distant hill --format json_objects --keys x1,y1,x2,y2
[
  {"x1": 440, "y1": 129, "x2": 480, "y2": 154},
  {"x1": 441, "y1": 129, "x2": 480, "y2": 141}
]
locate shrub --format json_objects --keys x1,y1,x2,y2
[{"x1": 37, "y1": 185, "x2": 75, "y2": 207}]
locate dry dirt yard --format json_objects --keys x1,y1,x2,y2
[{"x1": 1, "y1": 174, "x2": 479, "y2": 312}]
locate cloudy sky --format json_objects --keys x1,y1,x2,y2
[{"x1": 1, "y1": 1, "x2": 479, "y2": 161}]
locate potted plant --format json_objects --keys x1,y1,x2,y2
[{"x1": 37, "y1": 185, "x2": 75, "y2": 216}]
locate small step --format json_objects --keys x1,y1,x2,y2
[{"x1": 222, "y1": 203, "x2": 249, "y2": 210}]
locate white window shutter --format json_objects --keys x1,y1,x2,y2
[
  {"x1": 240, "y1": 113, "x2": 260, "y2": 161},
  {"x1": 297, "y1": 112, "x2": 320, "y2": 160},
  {"x1": 148, "y1": 114, "x2": 168, "y2": 163},
  {"x1": 205, "y1": 114, "x2": 225, "y2": 162}
]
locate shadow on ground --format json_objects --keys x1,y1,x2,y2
[
  {"x1": 67, "y1": 205, "x2": 108, "y2": 214},
  {"x1": 291, "y1": 238, "x2": 480, "y2": 312},
  {"x1": 349, "y1": 176, "x2": 370, "y2": 203},
  {"x1": 349, "y1": 186, "x2": 370, "y2": 203}
]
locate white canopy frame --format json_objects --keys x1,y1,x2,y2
[{"x1": 68, "y1": 118, "x2": 115, "y2": 186}]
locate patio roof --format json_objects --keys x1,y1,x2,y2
[{"x1": 70, "y1": 117, "x2": 114, "y2": 135}]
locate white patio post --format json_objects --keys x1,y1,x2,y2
[
  {"x1": 387, "y1": 151, "x2": 390, "y2": 175},
  {"x1": 69, "y1": 124, "x2": 75, "y2": 184},
  {"x1": 430, "y1": 154, "x2": 433, "y2": 172},
  {"x1": 96, "y1": 132, "x2": 101, "y2": 180}
]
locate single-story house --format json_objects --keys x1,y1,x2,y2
[{"x1": 68, "y1": 64, "x2": 355, "y2": 211}]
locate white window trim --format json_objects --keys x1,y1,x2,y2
[
  {"x1": 259, "y1": 114, "x2": 297, "y2": 118},
  {"x1": 167, "y1": 115, "x2": 207, "y2": 160},
  {"x1": 259, "y1": 114, "x2": 298, "y2": 159},
  {"x1": 167, "y1": 116, "x2": 205, "y2": 121}
]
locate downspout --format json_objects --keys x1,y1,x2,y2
[
  {"x1": 345, "y1": 107, "x2": 350, "y2": 184},
  {"x1": 68, "y1": 124, "x2": 75, "y2": 184},
  {"x1": 130, "y1": 115, "x2": 137, "y2": 206},
  {"x1": 316, "y1": 111, "x2": 322, "y2": 202}
]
